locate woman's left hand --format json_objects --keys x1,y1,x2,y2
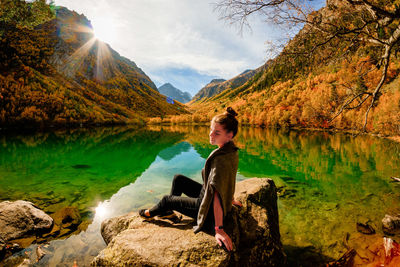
[{"x1": 215, "y1": 229, "x2": 233, "y2": 251}]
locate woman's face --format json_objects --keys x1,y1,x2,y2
[{"x1": 209, "y1": 122, "x2": 233, "y2": 147}]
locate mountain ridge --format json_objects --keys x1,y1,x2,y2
[
  {"x1": 190, "y1": 66, "x2": 262, "y2": 103},
  {"x1": 158, "y1": 83, "x2": 192, "y2": 103}
]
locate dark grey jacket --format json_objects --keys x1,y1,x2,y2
[{"x1": 193, "y1": 140, "x2": 239, "y2": 233}]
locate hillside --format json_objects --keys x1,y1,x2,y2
[
  {"x1": 0, "y1": 4, "x2": 188, "y2": 128},
  {"x1": 190, "y1": 68, "x2": 261, "y2": 103},
  {"x1": 158, "y1": 83, "x2": 192, "y2": 104},
  {"x1": 191, "y1": 78, "x2": 225, "y2": 101},
  {"x1": 158, "y1": 1, "x2": 400, "y2": 136}
]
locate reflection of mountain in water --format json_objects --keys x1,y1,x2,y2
[
  {"x1": 157, "y1": 141, "x2": 192, "y2": 161},
  {"x1": 0, "y1": 126, "x2": 185, "y2": 220},
  {"x1": 3, "y1": 125, "x2": 400, "y2": 266}
]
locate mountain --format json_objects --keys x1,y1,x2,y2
[
  {"x1": 0, "y1": 4, "x2": 188, "y2": 128},
  {"x1": 184, "y1": 1, "x2": 400, "y2": 136},
  {"x1": 158, "y1": 83, "x2": 192, "y2": 103},
  {"x1": 191, "y1": 79, "x2": 225, "y2": 102},
  {"x1": 48, "y1": 7, "x2": 158, "y2": 92},
  {"x1": 190, "y1": 68, "x2": 260, "y2": 103}
]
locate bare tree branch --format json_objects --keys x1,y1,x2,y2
[{"x1": 347, "y1": 0, "x2": 400, "y2": 19}]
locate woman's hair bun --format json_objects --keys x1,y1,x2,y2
[{"x1": 225, "y1": 107, "x2": 238, "y2": 118}]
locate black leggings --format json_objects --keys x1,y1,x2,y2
[{"x1": 149, "y1": 174, "x2": 212, "y2": 222}]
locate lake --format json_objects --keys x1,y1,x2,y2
[{"x1": 1, "y1": 125, "x2": 400, "y2": 266}]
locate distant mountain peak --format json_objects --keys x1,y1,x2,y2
[
  {"x1": 158, "y1": 83, "x2": 192, "y2": 103},
  {"x1": 210, "y1": 78, "x2": 226, "y2": 84},
  {"x1": 191, "y1": 70, "x2": 257, "y2": 102},
  {"x1": 240, "y1": 69, "x2": 252, "y2": 75}
]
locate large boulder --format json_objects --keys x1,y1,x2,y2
[
  {"x1": 0, "y1": 200, "x2": 53, "y2": 242},
  {"x1": 92, "y1": 178, "x2": 286, "y2": 266}
]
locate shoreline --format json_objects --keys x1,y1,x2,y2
[
  {"x1": 1, "y1": 121, "x2": 399, "y2": 143},
  {"x1": 146, "y1": 121, "x2": 400, "y2": 143}
]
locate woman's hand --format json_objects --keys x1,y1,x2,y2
[
  {"x1": 232, "y1": 199, "x2": 242, "y2": 207},
  {"x1": 215, "y1": 229, "x2": 233, "y2": 251},
  {"x1": 213, "y1": 191, "x2": 233, "y2": 251}
]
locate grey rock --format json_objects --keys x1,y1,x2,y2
[
  {"x1": 0, "y1": 200, "x2": 53, "y2": 242},
  {"x1": 92, "y1": 178, "x2": 286, "y2": 266},
  {"x1": 382, "y1": 214, "x2": 400, "y2": 235}
]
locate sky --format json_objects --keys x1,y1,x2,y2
[{"x1": 54, "y1": 0, "x2": 325, "y2": 97}]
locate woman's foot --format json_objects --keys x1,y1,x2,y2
[
  {"x1": 158, "y1": 211, "x2": 183, "y2": 224},
  {"x1": 139, "y1": 209, "x2": 154, "y2": 221}
]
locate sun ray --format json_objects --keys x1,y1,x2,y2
[
  {"x1": 60, "y1": 36, "x2": 97, "y2": 77},
  {"x1": 95, "y1": 41, "x2": 118, "y2": 82},
  {"x1": 55, "y1": 16, "x2": 117, "y2": 84}
]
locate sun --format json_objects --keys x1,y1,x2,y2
[{"x1": 91, "y1": 17, "x2": 118, "y2": 45}]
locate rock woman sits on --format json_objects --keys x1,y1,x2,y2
[{"x1": 139, "y1": 107, "x2": 242, "y2": 251}]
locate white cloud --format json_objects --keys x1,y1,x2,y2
[{"x1": 54, "y1": 0, "x2": 289, "y2": 95}]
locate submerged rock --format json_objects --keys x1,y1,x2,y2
[
  {"x1": 356, "y1": 222, "x2": 375, "y2": 235},
  {"x1": 382, "y1": 214, "x2": 400, "y2": 236},
  {"x1": 92, "y1": 178, "x2": 286, "y2": 266},
  {"x1": 277, "y1": 185, "x2": 297, "y2": 199},
  {"x1": 333, "y1": 233, "x2": 400, "y2": 266},
  {"x1": 0, "y1": 200, "x2": 53, "y2": 243},
  {"x1": 52, "y1": 206, "x2": 81, "y2": 226},
  {"x1": 72, "y1": 164, "x2": 91, "y2": 169}
]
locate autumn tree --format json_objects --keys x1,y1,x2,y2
[
  {"x1": 0, "y1": 0, "x2": 55, "y2": 29},
  {"x1": 214, "y1": 0, "x2": 400, "y2": 132}
]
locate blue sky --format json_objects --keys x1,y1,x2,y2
[{"x1": 54, "y1": 0, "x2": 326, "y2": 97}]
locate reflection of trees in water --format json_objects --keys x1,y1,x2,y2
[
  {"x1": 0, "y1": 126, "x2": 186, "y2": 217},
  {"x1": 2, "y1": 125, "x2": 399, "y2": 265},
  {"x1": 234, "y1": 127, "x2": 400, "y2": 261},
  {"x1": 158, "y1": 125, "x2": 400, "y2": 261},
  {"x1": 235, "y1": 127, "x2": 400, "y2": 181},
  {"x1": 155, "y1": 125, "x2": 400, "y2": 181}
]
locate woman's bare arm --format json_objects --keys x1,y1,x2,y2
[{"x1": 213, "y1": 191, "x2": 233, "y2": 251}]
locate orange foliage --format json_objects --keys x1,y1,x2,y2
[
  {"x1": 0, "y1": 17, "x2": 189, "y2": 128},
  {"x1": 179, "y1": 54, "x2": 400, "y2": 136}
]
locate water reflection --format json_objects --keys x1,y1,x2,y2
[
  {"x1": 0, "y1": 126, "x2": 186, "y2": 217},
  {"x1": 1, "y1": 125, "x2": 399, "y2": 266}
]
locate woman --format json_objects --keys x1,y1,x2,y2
[{"x1": 139, "y1": 107, "x2": 241, "y2": 251}]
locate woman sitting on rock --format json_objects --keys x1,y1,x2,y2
[{"x1": 139, "y1": 107, "x2": 241, "y2": 251}]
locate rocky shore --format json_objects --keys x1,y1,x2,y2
[
  {"x1": 0, "y1": 200, "x2": 53, "y2": 260},
  {"x1": 92, "y1": 178, "x2": 286, "y2": 266},
  {"x1": 2, "y1": 178, "x2": 400, "y2": 266},
  {"x1": 0, "y1": 200, "x2": 82, "y2": 262}
]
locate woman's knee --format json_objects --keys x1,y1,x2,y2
[
  {"x1": 160, "y1": 195, "x2": 171, "y2": 206},
  {"x1": 173, "y1": 174, "x2": 185, "y2": 184},
  {"x1": 173, "y1": 174, "x2": 183, "y2": 180}
]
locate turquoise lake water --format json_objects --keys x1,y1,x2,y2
[{"x1": 1, "y1": 125, "x2": 400, "y2": 266}]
